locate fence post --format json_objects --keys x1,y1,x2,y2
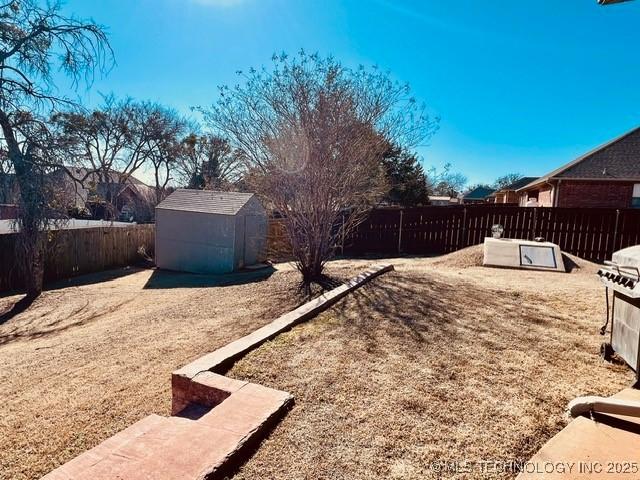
[
  {"x1": 531, "y1": 207, "x2": 538, "y2": 239},
  {"x1": 460, "y1": 207, "x2": 467, "y2": 248},
  {"x1": 398, "y1": 209, "x2": 404, "y2": 254},
  {"x1": 612, "y1": 209, "x2": 620, "y2": 256}
]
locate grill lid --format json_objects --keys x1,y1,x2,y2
[
  {"x1": 599, "y1": 245, "x2": 640, "y2": 298},
  {"x1": 612, "y1": 245, "x2": 640, "y2": 269}
]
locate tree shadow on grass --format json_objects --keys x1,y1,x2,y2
[
  {"x1": 0, "y1": 295, "x2": 37, "y2": 325},
  {"x1": 0, "y1": 298, "x2": 134, "y2": 345},
  {"x1": 330, "y1": 270, "x2": 563, "y2": 355},
  {"x1": 0, "y1": 266, "x2": 148, "y2": 301},
  {"x1": 0, "y1": 266, "x2": 148, "y2": 325},
  {"x1": 331, "y1": 272, "x2": 465, "y2": 349}
]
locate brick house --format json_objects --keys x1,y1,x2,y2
[
  {"x1": 492, "y1": 177, "x2": 538, "y2": 204},
  {"x1": 0, "y1": 168, "x2": 156, "y2": 221},
  {"x1": 517, "y1": 126, "x2": 640, "y2": 208}
]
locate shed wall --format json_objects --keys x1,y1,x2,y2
[
  {"x1": 156, "y1": 209, "x2": 235, "y2": 274},
  {"x1": 238, "y1": 214, "x2": 267, "y2": 266},
  {"x1": 233, "y1": 213, "x2": 245, "y2": 270},
  {"x1": 238, "y1": 197, "x2": 267, "y2": 266}
]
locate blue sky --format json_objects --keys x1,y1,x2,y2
[{"x1": 60, "y1": 0, "x2": 640, "y2": 185}]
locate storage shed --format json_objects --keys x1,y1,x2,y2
[{"x1": 155, "y1": 189, "x2": 267, "y2": 274}]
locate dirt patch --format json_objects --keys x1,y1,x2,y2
[
  {"x1": 229, "y1": 256, "x2": 631, "y2": 480},
  {"x1": 428, "y1": 244, "x2": 484, "y2": 268},
  {"x1": 0, "y1": 263, "x2": 361, "y2": 480},
  {"x1": 561, "y1": 253, "x2": 601, "y2": 275},
  {"x1": 424, "y1": 244, "x2": 601, "y2": 274}
]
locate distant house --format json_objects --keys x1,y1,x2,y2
[
  {"x1": 428, "y1": 195, "x2": 459, "y2": 206},
  {"x1": 517, "y1": 127, "x2": 640, "y2": 208},
  {"x1": 0, "y1": 168, "x2": 156, "y2": 222},
  {"x1": 491, "y1": 177, "x2": 538, "y2": 204},
  {"x1": 461, "y1": 186, "x2": 495, "y2": 204},
  {"x1": 57, "y1": 168, "x2": 156, "y2": 221}
]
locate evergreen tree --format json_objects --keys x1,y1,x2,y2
[{"x1": 381, "y1": 143, "x2": 430, "y2": 207}]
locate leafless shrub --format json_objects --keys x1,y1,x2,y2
[{"x1": 202, "y1": 52, "x2": 438, "y2": 283}]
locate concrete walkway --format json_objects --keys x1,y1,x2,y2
[{"x1": 518, "y1": 388, "x2": 640, "y2": 479}]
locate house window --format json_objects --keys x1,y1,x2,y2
[{"x1": 633, "y1": 184, "x2": 640, "y2": 208}]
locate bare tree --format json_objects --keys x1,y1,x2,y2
[
  {"x1": 53, "y1": 97, "x2": 130, "y2": 217},
  {"x1": 53, "y1": 96, "x2": 160, "y2": 218},
  {"x1": 135, "y1": 102, "x2": 189, "y2": 205},
  {"x1": 55, "y1": 99, "x2": 192, "y2": 214},
  {"x1": 202, "y1": 52, "x2": 437, "y2": 284},
  {"x1": 0, "y1": 0, "x2": 112, "y2": 300},
  {"x1": 493, "y1": 172, "x2": 523, "y2": 190},
  {"x1": 429, "y1": 163, "x2": 468, "y2": 197},
  {"x1": 177, "y1": 133, "x2": 242, "y2": 190}
]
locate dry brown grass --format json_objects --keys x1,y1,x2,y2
[
  {"x1": 0, "y1": 264, "x2": 358, "y2": 480},
  {"x1": 0, "y1": 250, "x2": 627, "y2": 480},
  {"x1": 230, "y1": 255, "x2": 632, "y2": 480}
]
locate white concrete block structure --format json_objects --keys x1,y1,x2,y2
[
  {"x1": 155, "y1": 189, "x2": 267, "y2": 274},
  {"x1": 483, "y1": 237, "x2": 566, "y2": 272}
]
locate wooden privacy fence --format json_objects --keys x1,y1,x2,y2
[
  {"x1": 0, "y1": 224, "x2": 155, "y2": 292},
  {"x1": 267, "y1": 218, "x2": 292, "y2": 260},
  {"x1": 345, "y1": 206, "x2": 640, "y2": 262}
]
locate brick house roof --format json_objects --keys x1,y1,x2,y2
[
  {"x1": 498, "y1": 176, "x2": 539, "y2": 192},
  {"x1": 519, "y1": 126, "x2": 640, "y2": 191},
  {"x1": 463, "y1": 186, "x2": 495, "y2": 201}
]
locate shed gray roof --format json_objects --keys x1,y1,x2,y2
[
  {"x1": 156, "y1": 189, "x2": 256, "y2": 216},
  {"x1": 519, "y1": 126, "x2": 640, "y2": 191}
]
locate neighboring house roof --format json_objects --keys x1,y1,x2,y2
[
  {"x1": 498, "y1": 177, "x2": 539, "y2": 192},
  {"x1": 61, "y1": 167, "x2": 155, "y2": 206},
  {"x1": 518, "y1": 126, "x2": 640, "y2": 191},
  {"x1": 428, "y1": 196, "x2": 452, "y2": 202},
  {"x1": 67, "y1": 167, "x2": 149, "y2": 187},
  {"x1": 463, "y1": 186, "x2": 495, "y2": 200},
  {"x1": 156, "y1": 189, "x2": 255, "y2": 216}
]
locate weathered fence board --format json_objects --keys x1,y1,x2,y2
[
  {"x1": 0, "y1": 224, "x2": 154, "y2": 293},
  {"x1": 348, "y1": 208, "x2": 402, "y2": 255}
]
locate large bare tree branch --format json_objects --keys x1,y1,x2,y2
[
  {"x1": 201, "y1": 51, "x2": 438, "y2": 285},
  {"x1": 0, "y1": 0, "x2": 112, "y2": 299}
]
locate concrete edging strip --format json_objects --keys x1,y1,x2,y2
[{"x1": 173, "y1": 263, "x2": 395, "y2": 388}]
